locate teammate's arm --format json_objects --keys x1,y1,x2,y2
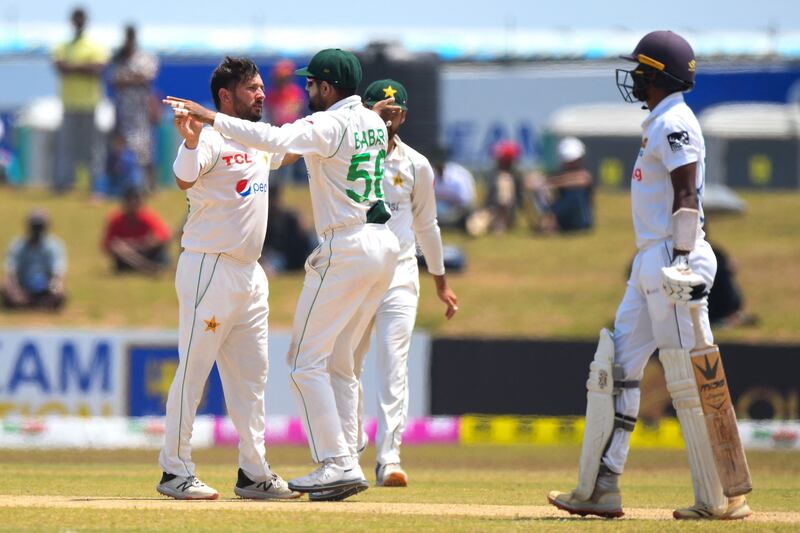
[
  {"x1": 163, "y1": 96, "x2": 339, "y2": 157},
  {"x1": 411, "y1": 159, "x2": 458, "y2": 319}
]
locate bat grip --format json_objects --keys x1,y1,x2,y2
[{"x1": 689, "y1": 306, "x2": 709, "y2": 349}]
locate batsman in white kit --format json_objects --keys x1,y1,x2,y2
[
  {"x1": 352, "y1": 79, "x2": 458, "y2": 488},
  {"x1": 548, "y1": 31, "x2": 752, "y2": 519},
  {"x1": 157, "y1": 57, "x2": 299, "y2": 500},
  {"x1": 164, "y1": 49, "x2": 401, "y2": 502}
]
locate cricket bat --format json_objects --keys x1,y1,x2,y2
[{"x1": 689, "y1": 306, "x2": 753, "y2": 497}]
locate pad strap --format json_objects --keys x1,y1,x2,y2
[
  {"x1": 612, "y1": 365, "x2": 639, "y2": 391},
  {"x1": 614, "y1": 413, "x2": 637, "y2": 432}
]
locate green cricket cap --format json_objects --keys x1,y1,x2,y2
[
  {"x1": 295, "y1": 49, "x2": 362, "y2": 89},
  {"x1": 363, "y1": 79, "x2": 408, "y2": 110}
]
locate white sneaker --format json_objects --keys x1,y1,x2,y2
[
  {"x1": 157, "y1": 472, "x2": 219, "y2": 500},
  {"x1": 288, "y1": 459, "x2": 366, "y2": 493},
  {"x1": 673, "y1": 495, "x2": 752, "y2": 520},
  {"x1": 234, "y1": 468, "x2": 302, "y2": 500},
  {"x1": 376, "y1": 463, "x2": 408, "y2": 487}
]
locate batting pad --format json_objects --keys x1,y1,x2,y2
[
  {"x1": 575, "y1": 329, "x2": 616, "y2": 501},
  {"x1": 660, "y1": 348, "x2": 727, "y2": 514}
]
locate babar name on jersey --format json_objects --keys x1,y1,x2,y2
[{"x1": 353, "y1": 128, "x2": 386, "y2": 150}]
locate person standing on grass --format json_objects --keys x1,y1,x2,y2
[
  {"x1": 548, "y1": 31, "x2": 751, "y2": 520},
  {"x1": 156, "y1": 56, "x2": 299, "y2": 501}
]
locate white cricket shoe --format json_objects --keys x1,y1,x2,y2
[
  {"x1": 234, "y1": 468, "x2": 302, "y2": 500},
  {"x1": 376, "y1": 463, "x2": 408, "y2": 487},
  {"x1": 673, "y1": 495, "x2": 752, "y2": 520},
  {"x1": 288, "y1": 458, "x2": 366, "y2": 493},
  {"x1": 548, "y1": 465, "x2": 623, "y2": 518},
  {"x1": 157, "y1": 472, "x2": 219, "y2": 500}
]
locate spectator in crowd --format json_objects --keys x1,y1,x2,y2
[
  {"x1": 485, "y1": 140, "x2": 524, "y2": 233},
  {"x1": 264, "y1": 59, "x2": 307, "y2": 184},
  {"x1": 259, "y1": 184, "x2": 317, "y2": 275},
  {"x1": 1, "y1": 210, "x2": 67, "y2": 310},
  {"x1": 52, "y1": 7, "x2": 109, "y2": 193},
  {"x1": 530, "y1": 136, "x2": 594, "y2": 233},
  {"x1": 109, "y1": 25, "x2": 160, "y2": 191},
  {"x1": 96, "y1": 130, "x2": 145, "y2": 197},
  {"x1": 264, "y1": 59, "x2": 306, "y2": 126},
  {"x1": 431, "y1": 147, "x2": 476, "y2": 230},
  {"x1": 102, "y1": 187, "x2": 171, "y2": 276}
]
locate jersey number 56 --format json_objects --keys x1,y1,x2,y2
[{"x1": 346, "y1": 150, "x2": 386, "y2": 203}]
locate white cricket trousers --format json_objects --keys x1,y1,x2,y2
[
  {"x1": 603, "y1": 239, "x2": 717, "y2": 474},
  {"x1": 160, "y1": 251, "x2": 273, "y2": 482},
  {"x1": 352, "y1": 256, "x2": 419, "y2": 465},
  {"x1": 289, "y1": 223, "x2": 400, "y2": 463}
]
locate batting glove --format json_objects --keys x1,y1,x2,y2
[{"x1": 661, "y1": 255, "x2": 709, "y2": 307}]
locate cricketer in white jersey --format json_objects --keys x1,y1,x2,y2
[
  {"x1": 164, "y1": 49, "x2": 401, "y2": 499},
  {"x1": 349, "y1": 79, "x2": 458, "y2": 488},
  {"x1": 158, "y1": 57, "x2": 298, "y2": 501},
  {"x1": 550, "y1": 31, "x2": 750, "y2": 520}
]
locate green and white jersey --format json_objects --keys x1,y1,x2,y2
[
  {"x1": 173, "y1": 126, "x2": 283, "y2": 264},
  {"x1": 382, "y1": 136, "x2": 444, "y2": 275},
  {"x1": 214, "y1": 95, "x2": 389, "y2": 236}
]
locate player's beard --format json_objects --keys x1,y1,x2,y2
[
  {"x1": 308, "y1": 93, "x2": 325, "y2": 113},
  {"x1": 234, "y1": 97, "x2": 263, "y2": 122}
]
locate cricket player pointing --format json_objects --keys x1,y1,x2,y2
[
  {"x1": 164, "y1": 49, "x2": 401, "y2": 501},
  {"x1": 157, "y1": 57, "x2": 299, "y2": 501},
  {"x1": 548, "y1": 31, "x2": 751, "y2": 520},
  {"x1": 356, "y1": 79, "x2": 458, "y2": 488}
]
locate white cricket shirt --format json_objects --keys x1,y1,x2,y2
[
  {"x1": 213, "y1": 95, "x2": 389, "y2": 236},
  {"x1": 383, "y1": 136, "x2": 445, "y2": 275},
  {"x1": 173, "y1": 127, "x2": 283, "y2": 264},
  {"x1": 632, "y1": 92, "x2": 706, "y2": 250}
]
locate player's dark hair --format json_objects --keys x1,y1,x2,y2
[
  {"x1": 334, "y1": 85, "x2": 357, "y2": 99},
  {"x1": 210, "y1": 56, "x2": 260, "y2": 110}
]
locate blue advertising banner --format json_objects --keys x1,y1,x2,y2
[
  {"x1": 0, "y1": 331, "x2": 125, "y2": 416},
  {"x1": 127, "y1": 345, "x2": 226, "y2": 416}
]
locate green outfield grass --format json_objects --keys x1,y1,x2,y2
[
  {"x1": 0, "y1": 445, "x2": 798, "y2": 531},
  {"x1": 0, "y1": 186, "x2": 798, "y2": 343}
]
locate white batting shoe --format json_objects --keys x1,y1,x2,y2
[
  {"x1": 376, "y1": 463, "x2": 408, "y2": 487},
  {"x1": 234, "y1": 468, "x2": 301, "y2": 500},
  {"x1": 288, "y1": 458, "x2": 367, "y2": 493},
  {"x1": 548, "y1": 465, "x2": 623, "y2": 518},
  {"x1": 673, "y1": 495, "x2": 752, "y2": 520},
  {"x1": 157, "y1": 472, "x2": 219, "y2": 500}
]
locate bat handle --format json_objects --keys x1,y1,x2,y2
[{"x1": 689, "y1": 306, "x2": 709, "y2": 349}]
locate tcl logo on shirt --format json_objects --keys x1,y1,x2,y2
[{"x1": 222, "y1": 152, "x2": 254, "y2": 166}]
